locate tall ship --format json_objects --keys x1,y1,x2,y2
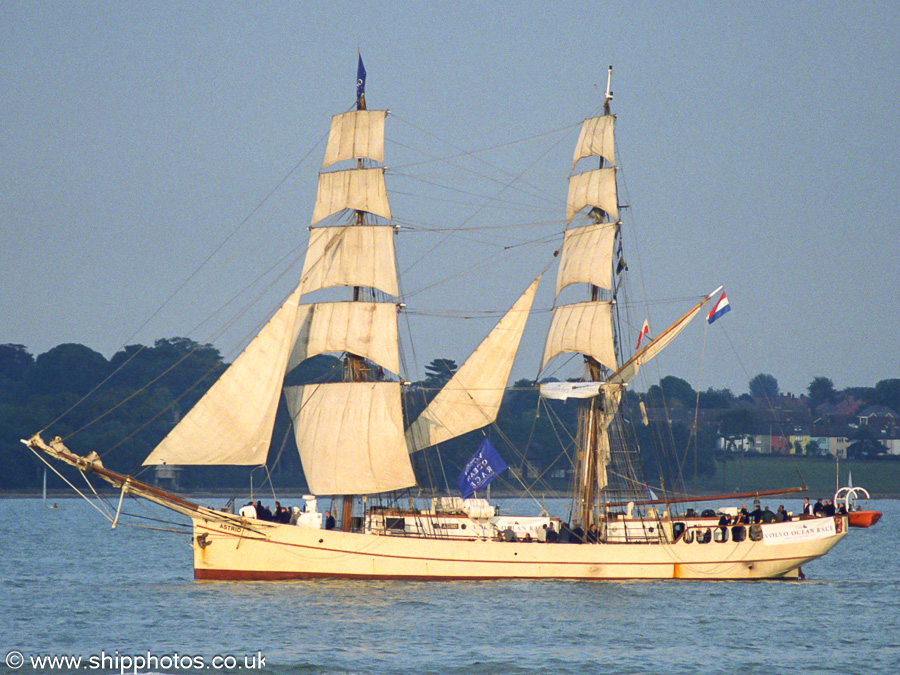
[{"x1": 24, "y1": 62, "x2": 849, "y2": 580}]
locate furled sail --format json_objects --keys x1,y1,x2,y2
[
  {"x1": 299, "y1": 225, "x2": 399, "y2": 296},
  {"x1": 311, "y1": 168, "x2": 391, "y2": 225},
  {"x1": 287, "y1": 301, "x2": 400, "y2": 375},
  {"x1": 541, "y1": 301, "x2": 617, "y2": 372},
  {"x1": 406, "y1": 278, "x2": 540, "y2": 454},
  {"x1": 572, "y1": 115, "x2": 615, "y2": 168},
  {"x1": 538, "y1": 381, "x2": 603, "y2": 400},
  {"x1": 555, "y1": 222, "x2": 617, "y2": 294},
  {"x1": 284, "y1": 382, "x2": 416, "y2": 495},
  {"x1": 608, "y1": 289, "x2": 720, "y2": 386},
  {"x1": 566, "y1": 169, "x2": 618, "y2": 223},
  {"x1": 143, "y1": 286, "x2": 303, "y2": 466},
  {"x1": 322, "y1": 110, "x2": 386, "y2": 168},
  {"x1": 586, "y1": 385, "x2": 622, "y2": 491}
]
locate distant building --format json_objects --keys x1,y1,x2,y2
[{"x1": 154, "y1": 464, "x2": 182, "y2": 489}]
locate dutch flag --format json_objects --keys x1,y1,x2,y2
[{"x1": 708, "y1": 292, "x2": 731, "y2": 324}]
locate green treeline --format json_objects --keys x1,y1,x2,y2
[{"x1": 2, "y1": 341, "x2": 898, "y2": 493}]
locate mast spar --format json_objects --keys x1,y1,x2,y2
[
  {"x1": 343, "y1": 53, "x2": 372, "y2": 530},
  {"x1": 577, "y1": 65, "x2": 618, "y2": 528}
]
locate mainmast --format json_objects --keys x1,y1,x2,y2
[
  {"x1": 579, "y1": 65, "x2": 617, "y2": 527},
  {"x1": 541, "y1": 66, "x2": 722, "y2": 528},
  {"x1": 540, "y1": 65, "x2": 621, "y2": 529}
]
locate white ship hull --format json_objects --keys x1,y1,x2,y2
[{"x1": 191, "y1": 516, "x2": 847, "y2": 581}]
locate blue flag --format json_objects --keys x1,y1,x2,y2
[
  {"x1": 456, "y1": 438, "x2": 508, "y2": 498},
  {"x1": 356, "y1": 54, "x2": 366, "y2": 103}
]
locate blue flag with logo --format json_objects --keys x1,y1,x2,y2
[
  {"x1": 456, "y1": 438, "x2": 508, "y2": 498},
  {"x1": 356, "y1": 54, "x2": 366, "y2": 103}
]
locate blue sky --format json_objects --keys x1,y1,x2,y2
[{"x1": 2, "y1": 1, "x2": 898, "y2": 396}]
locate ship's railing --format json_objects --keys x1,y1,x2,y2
[{"x1": 673, "y1": 522, "x2": 751, "y2": 545}]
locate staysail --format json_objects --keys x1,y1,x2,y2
[
  {"x1": 405, "y1": 278, "x2": 540, "y2": 453},
  {"x1": 143, "y1": 286, "x2": 304, "y2": 467}
]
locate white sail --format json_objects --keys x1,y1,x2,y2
[
  {"x1": 405, "y1": 278, "x2": 540, "y2": 453},
  {"x1": 311, "y1": 168, "x2": 391, "y2": 225},
  {"x1": 287, "y1": 301, "x2": 400, "y2": 375},
  {"x1": 143, "y1": 286, "x2": 303, "y2": 466},
  {"x1": 566, "y1": 169, "x2": 618, "y2": 223},
  {"x1": 590, "y1": 385, "x2": 622, "y2": 491},
  {"x1": 541, "y1": 301, "x2": 617, "y2": 372},
  {"x1": 322, "y1": 110, "x2": 386, "y2": 169},
  {"x1": 539, "y1": 381, "x2": 603, "y2": 400},
  {"x1": 572, "y1": 115, "x2": 615, "y2": 168},
  {"x1": 299, "y1": 225, "x2": 399, "y2": 297},
  {"x1": 284, "y1": 382, "x2": 416, "y2": 495},
  {"x1": 556, "y1": 222, "x2": 617, "y2": 294}
]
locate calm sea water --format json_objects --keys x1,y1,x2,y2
[{"x1": 2, "y1": 495, "x2": 898, "y2": 675}]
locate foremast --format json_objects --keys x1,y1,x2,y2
[
  {"x1": 283, "y1": 54, "x2": 417, "y2": 515},
  {"x1": 342, "y1": 56, "x2": 375, "y2": 530},
  {"x1": 134, "y1": 56, "x2": 535, "y2": 518}
]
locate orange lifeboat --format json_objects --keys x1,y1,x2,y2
[
  {"x1": 835, "y1": 486, "x2": 881, "y2": 528},
  {"x1": 848, "y1": 510, "x2": 882, "y2": 528}
]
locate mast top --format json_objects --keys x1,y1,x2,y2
[
  {"x1": 356, "y1": 52, "x2": 367, "y2": 111},
  {"x1": 604, "y1": 65, "x2": 613, "y2": 113}
]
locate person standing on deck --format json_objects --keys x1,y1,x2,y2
[{"x1": 546, "y1": 522, "x2": 559, "y2": 543}]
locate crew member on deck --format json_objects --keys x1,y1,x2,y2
[
  {"x1": 750, "y1": 503, "x2": 764, "y2": 523},
  {"x1": 239, "y1": 500, "x2": 257, "y2": 519},
  {"x1": 546, "y1": 522, "x2": 559, "y2": 543},
  {"x1": 324, "y1": 510, "x2": 336, "y2": 530},
  {"x1": 571, "y1": 521, "x2": 585, "y2": 543}
]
